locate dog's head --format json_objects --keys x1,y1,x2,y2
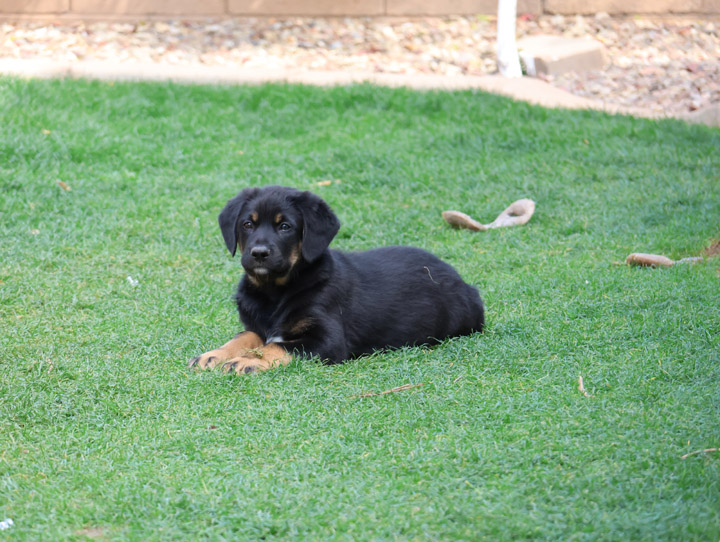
[{"x1": 218, "y1": 186, "x2": 340, "y2": 286}]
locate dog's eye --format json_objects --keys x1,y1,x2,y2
[
  {"x1": 278, "y1": 223, "x2": 292, "y2": 232},
  {"x1": 242, "y1": 220, "x2": 254, "y2": 230}
]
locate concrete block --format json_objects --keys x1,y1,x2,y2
[
  {"x1": 71, "y1": 0, "x2": 225, "y2": 15},
  {"x1": 228, "y1": 0, "x2": 384, "y2": 16},
  {"x1": 0, "y1": 0, "x2": 68, "y2": 13},
  {"x1": 517, "y1": 34, "x2": 606, "y2": 76}
]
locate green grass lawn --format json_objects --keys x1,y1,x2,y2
[{"x1": 1, "y1": 76, "x2": 719, "y2": 540}]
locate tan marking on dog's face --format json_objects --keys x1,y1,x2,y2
[
  {"x1": 274, "y1": 213, "x2": 284, "y2": 225},
  {"x1": 250, "y1": 211, "x2": 259, "y2": 223},
  {"x1": 274, "y1": 242, "x2": 302, "y2": 286},
  {"x1": 289, "y1": 243, "x2": 301, "y2": 265}
]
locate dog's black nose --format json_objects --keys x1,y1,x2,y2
[{"x1": 250, "y1": 246, "x2": 270, "y2": 261}]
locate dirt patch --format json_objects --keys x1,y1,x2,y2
[
  {"x1": 74, "y1": 527, "x2": 106, "y2": 539},
  {"x1": 704, "y1": 239, "x2": 720, "y2": 259}
]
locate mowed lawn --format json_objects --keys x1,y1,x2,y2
[{"x1": 1, "y1": 77, "x2": 719, "y2": 540}]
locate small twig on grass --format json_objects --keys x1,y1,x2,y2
[
  {"x1": 578, "y1": 376, "x2": 592, "y2": 398},
  {"x1": 681, "y1": 448, "x2": 719, "y2": 460},
  {"x1": 352, "y1": 383, "x2": 423, "y2": 398}
]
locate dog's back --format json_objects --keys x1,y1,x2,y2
[{"x1": 329, "y1": 246, "x2": 484, "y2": 357}]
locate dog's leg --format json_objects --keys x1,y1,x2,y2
[
  {"x1": 188, "y1": 331, "x2": 264, "y2": 370},
  {"x1": 221, "y1": 343, "x2": 292, "y2": 374}
]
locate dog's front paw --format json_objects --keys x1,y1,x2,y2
[
  {"x1": 188, "y1": 332, "x2": 266, "y2": 371},
  {"x1": 221, "y1": 356, "x2": 262, "y2": 374},
  {"x1": 188, "y1": 350, "x2": 225, "y2": 370},
  {"x1": 221, "y1": 344, "x2": 292, "y2": 375}
]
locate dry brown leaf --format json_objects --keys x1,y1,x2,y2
[
  {"x1": 625, "y1": 253, "x2": 674, "y2": 267},
  {"x1": 57, "y1": 181, "x2": 72, "y2": 191},
  {"x1": 443, "y1": 199, "x2": 535, "y2": 231}
]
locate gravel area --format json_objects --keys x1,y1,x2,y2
[{"x1": 1, "y1": 14, "x2": 718, "y2": 114}]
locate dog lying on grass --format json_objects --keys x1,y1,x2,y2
[{"x1": 189, "y1": 185, "x2": 484, "y2": 374}]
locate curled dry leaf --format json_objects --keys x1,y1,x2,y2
[
  {"x1": 57, "y1": 180, "x2": 72, "y2": 191},
  {"x1": 626, "y1": 253, "x2": 704, "y2": 267},
  {"x1": 443, "y1": 198, "x2": 536, "y2": 231},
  {"x1": 626, "y1": 253, "x2": 674, "y2": 267},
  {"x1": 442, "y1": 210, "x2": 487, "y2": 231}
]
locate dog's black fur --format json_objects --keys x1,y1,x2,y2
[{"x1": 218, "y1": 185, "x2": 484, "y2": 363}]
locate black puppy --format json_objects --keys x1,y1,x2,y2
[{"x1": 189, "y1": 185, "x2": 484, "y2": 374}]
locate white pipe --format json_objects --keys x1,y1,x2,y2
[{"x1": 497, "y1": 0, "x2": 522, "y2": 78}]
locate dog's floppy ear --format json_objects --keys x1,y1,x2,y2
[
  {"x1": 295, "y1": 190, "x2": 340, "y2": 263},
  {"x1": 218, "y1": 187, "x2": 259, "y2": 256}
]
